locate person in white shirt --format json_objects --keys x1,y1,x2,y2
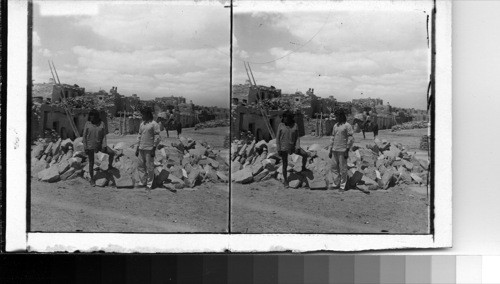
[
  {"x1": 136, "y1": 107, "x2": 161, "y2": 189},
  {"x1": 328, "y1": 109, "x2": 354, "y2": 190}
]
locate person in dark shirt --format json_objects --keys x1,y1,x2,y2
[
  {"x1": 82, "y1": 109, "x2": 114, "y2": 187},
  {"x1": 173, "y1": 108, "x2": 182, "y2": 138},
  {"x1": 276, "y1": 111, "x2": 308, "y2": 188}
]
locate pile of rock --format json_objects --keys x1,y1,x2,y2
[
  {"x1": 391, "y1": 121, "x2": 428, "y2": 132},
  {"x1": 31, "y1": 136, "x2": 229, "y2": 189},
  {"x1": 231, "y1": 138, "x2": 429, "y2": 193},
  {"x1": 420, "y1": 135, "x2": 430, "y2": 151},
  {"x1": 194, "y1": 119, "x2": 230, "y2": 130}
]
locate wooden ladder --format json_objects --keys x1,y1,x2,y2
[
  {"x1": 63, "y1": 105, "x2": 80, "y2": 138},
  {"x1": 245, "y1": 61, "x2": 275, "y2": 140}
]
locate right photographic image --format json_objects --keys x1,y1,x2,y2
[{"x1": 231, "y1": 2, "x2": 432, "y2": 234}]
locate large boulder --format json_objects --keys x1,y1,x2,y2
[
  {"x1": 419, "y1": 159, "x2": 429, "y2": 170},
  {"x1": 346, "y1": 170, "x2": 364, "y2": 189},
  {"x1": 308, "y1": 178, "x2": 327, "y2": 190},
  {"x1": 262, "y1": 158, "x2": 277, "y2": 171},
  {"x1": 307, "y1": 144, "x2": 323, "y2": 152},
  {"x1": 60, "y1": 167, "x2": 76, "y2": 181},
  {"x1": 374, "y1": 138, "x2": 391, "y2": 152},
  {"x1": 232, "y1": 167, "x2": 253, "y2": 184},
  {"x1": 315, "y1": 149, "x2": 329, "y2": 162},
  {"x1": 51, "y1": 139, "x2": 62, "y2": 156},
  {"x1": 255, "y1": 140, "x2": 267, "y2": 151},
  {"x1": 96, "y1": 152, "x2": 110, "y2": 171},
  {"x1": 231, "y1": 143, "x2": 239, "y2": 155},
  {"x1": 115, "y1": 176, "x2": 134, "y2": 188},
  {"x1": 359, "y1": 148, "x2": 377, "y2": 167},
  {"x1": 32, "y1": 143, "x2": 47, "y2": 160},
  {"x1": 381, "y1": 169, "x2": 396, "y2": 189},
  {"x1": 203, "y1": 165, "x2": 218, "y2": 182},
  {"x1": 251, "y1": 162, "x2": 264, "y2": 176},
  {"x1": 287, "y1": 172, "x2": 303, "y2": 188},
  {"x1": 238, "y1": 144, "x2": 248, "y2": 156},
  {"x1": 154, "y1": 168, "x2": 170, "y2": 185},
  {"x1": 168, "y1": 165, "x2": 184, "y2": 180},
  {"x1": 267, "y1": 139, "x2": 277, "y2": 153},
  {"x1": 95, "y1": 178, "x2": 108, "y2": 187},
  {"x1": 253, "y1": 169, "x2": 269, "y2": 182},
  {"x1": 73, "y1": 137, "x2": 83, "y2": 146},
  {"x1": 60, "y1": 138, "x2": 73, "y2": 151},
  {"x1": 167, "y1": 174, "x2": 184, "y2": 185},
  {"x1": 216, "y1": 171, "x2": 229, "y2": 183},
  {"x1": 38, "y1": 165, "x2": 60, "y2": 183},
  {"x1": 189, "y1": 146, "x2": 206, "y2": 159},
  {"x1": 57, "y1": 160, "x2": 71, "y2": 175},
  {"x1": 231, "y1": 160, "x2": 242, "y2": 173},
  {"x1": 361, "y1": 175, "x2": 378, "y2": 186},
  {"x1": 206, "y1": 157, "x2": 219, "y2": 169},
  {"x1": 67, "y1": 169, "x2": 83, "y2": 180},
  {"x1": 384, "y1": 145, "x2": 401, "y2": 160},
  {"x1": 68, "y1": 157, "x2": 83, "y2": 170},
  {"x1": 187, "y1": 168, "x2": 203, "y2": 188},
  {"x1": 245, "y1": 141, "x2": 256, "y2": 157},
  {"x1": 363, "y1": 167, "x2": 378, "y2": 181},
  {"x1": 402, "y1": 159, "x2": 414, "y2": 170},
  {"x1": 398, "y1": 167, "x2": 413, "y2": 184},
  {"x1": 410, "y1": 173, "x2": 424, "y2": 184},
  {"x1": 44, "y1": 142, "x2": 54, "y2": 155},
  {"x1": 93, "y1": 171, "x2": 113, "y2": 187}
]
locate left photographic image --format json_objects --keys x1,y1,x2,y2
[{"x1": 29, "y1": 1, "x2": 230, "y2": 233}]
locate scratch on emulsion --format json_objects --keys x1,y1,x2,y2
[{"x1": 12, "y1": 129, "x2": 19, "y2": 149}]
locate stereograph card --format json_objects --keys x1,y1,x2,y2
[{"x1": 5, "y1": 0, "x2": 451, "y2": 252}]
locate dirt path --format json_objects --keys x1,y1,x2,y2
[
  {"x1": 231, "y1": 128, "x2": 430, "y2": 234},
  {"x1": 231, "y1": 179, "x2": 429, "y2": 234},
  {"x1": 31, "y1": 178, "x2": 229, "y2": 233},
  {"x1": 30, "y1": 127, "x2": 230, "y2": 233}
]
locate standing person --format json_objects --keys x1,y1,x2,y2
[
  {"x1": 173, "y1": 108, "x2": 182, "y2": 138},
  {"x1": 363, "y1": 110, "x2": 371, "y2": 129},
  {"x1": 156, "y1": 111, "x2": 170, "y2": 138},
  {"x1": 276, "y1": 111, "x2": 308, "y2": 188},
  {"x1": 82, "y1": 109, "x2": 114, "y2": 187},
  {"x1": 167, "y1": 109, "x2": 175, "y2": 138},
  {"x1": 136, "y1": 107, "x2": 161, "y2": 189},
  {"x1": 328, "y1": 109, "x2": 354, "y2": 191}
]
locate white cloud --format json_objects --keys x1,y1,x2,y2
[
  {"x1": 66, "y1": 46, "x2": 229, "y2": 106},
  {"x1": 39, "y1": 1, "x2": 99, "y2": 16},
  {"x1": 33, "y1": 3, "x2": 230, "y2": 107},
  {"x1": 273, "y1": 10, "x2": 428, "y2": 53},
  {"x1": 41, "y1": 48, "x2": 52, "y2": 57},
  {"x1": 233, "y1": 9, "x2": 430, "y2": 108},
  {"x1": 76, "y1": 3, "x2": 228, "y2": 50}
]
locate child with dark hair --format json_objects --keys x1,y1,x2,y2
[
  {"x1": 82, "y1": 109, "x2": 114, "y2": 187},
  {"x1": 136, "y1": 107, "x2": 161, "y2": 189},
  {"x1": 276, "y1": 111, "x2": 308, "y2": 188},
  {"x1": 328, "y1": 109, "x2": 354, "y2": 190}
]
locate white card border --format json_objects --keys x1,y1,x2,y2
[{"x1": 6, "y1": 0, "x2": 452, "y2": 252}]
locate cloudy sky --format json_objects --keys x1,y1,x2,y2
[
  {"x1": 32, "y1": 1, "x2": 230, "y2": 107},
  {"x1": 233, "y1": 3, "x2": 431, "y2": 109}
]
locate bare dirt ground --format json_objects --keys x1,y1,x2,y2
[
  {"x1": 30, "y1": 127, "x2": 229, "y2": 233},
  {"x1": 231, "y1": 128, "x2": 430, "y2": 234}
]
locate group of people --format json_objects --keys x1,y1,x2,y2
[
  {"x1": 82, "y1": 107, "x2": 163, "y2": 188},
  {"x1": 82, "y1": 105, "x2": 354, "y2": 190},
  {"x1": 276, "y1": 109, "x2": 354, "y2": 190}
]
